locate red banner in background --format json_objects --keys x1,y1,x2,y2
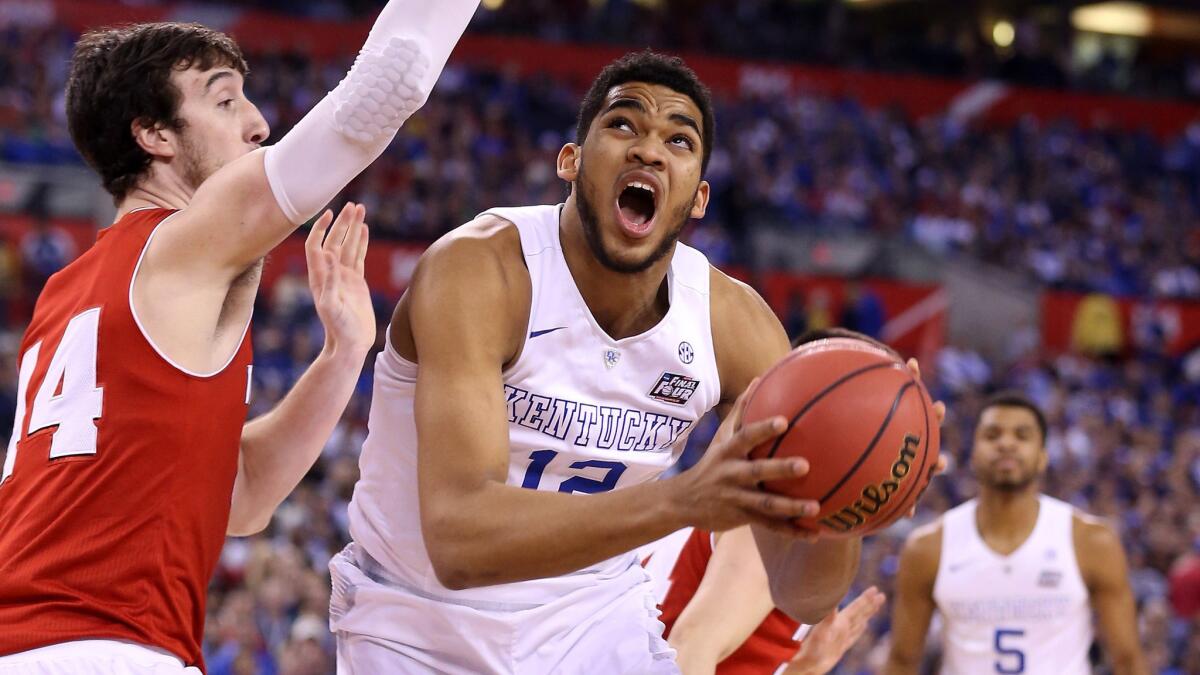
[
  {"x1": 1042, "y1": 291, "x2": 1200, "y2": 357},
  {"x1": 37, "y1": 0, "x2": 1200, "y2": 138}
]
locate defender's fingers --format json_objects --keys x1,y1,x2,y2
[
  {"x1": 321, "y1": 251, "x2": 339, "y2": 297},
  {"x1": 933, "y1": 400, "x2": 947, "y2": 425},
  {"x1": 306, "y1": 210, "x2": 334, "y2": 256},
  {"x1": 340, "y1": 204, "x2": 366, "y2": 266},
  {"x1": 354, "y1": 223, "x2": 369, "y2": 276},
  {"x1": 327, "y1": 202, "x2": 357, "y2": 251}
]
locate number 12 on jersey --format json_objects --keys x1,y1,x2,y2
[
  {"x1": 520, "y1": 449, "x2": 627, "y2": 494},
  {"x1": 2, "y1": 308, "x2": 105, "y2": 483}
]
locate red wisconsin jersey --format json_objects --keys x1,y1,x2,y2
[
  {"x1": 653, "y1": 528, "x2": 803, "y2": 675},
  {"x1": 0, "y1": 208, "x2": 252, "y2": 670}
]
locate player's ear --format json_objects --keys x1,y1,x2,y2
[
  {"x1": 557, "y1": 143, "x2": 581, "y2": 182},
  {"x1": 132, "y1": 119, "x2": 177, "y2": 160},
  {"x1": 690, "y1": 180, "x2": 710, "y2": 219}
]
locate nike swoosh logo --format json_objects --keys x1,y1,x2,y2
[{"x1": 529, "y1": 327, "x2": 567, "y2": 339}]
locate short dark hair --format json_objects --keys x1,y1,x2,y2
[
  {"x1": 792, "y1": 327, "x2": 902, "y2": 361},
  {"x1": 576, "y1": 50, "x2": 715, "y2": 173},
  {"x1": 66, "y1": 22, "x2": 249, "y2": 203},
  {"x1": 977, "y1": 391, "x2": 1048, "y2": 443}
]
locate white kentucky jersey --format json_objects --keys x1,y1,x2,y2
[
  {"x1": 933, "y1": 495, "x2": 1093, "y2": 675},
  {"x1": 347, "y1": 203, "x2": 721, "y2": 608}
]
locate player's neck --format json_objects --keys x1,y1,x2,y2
[
  {"x1": 115, "y1": 165, "x2": 195, "y2": 220},
  {"x1": 975, "y1": 487, "x2": 1041, "y2": 546},
  {"x1": 559, "y1": 197, "x2": 672, "y2": 340}
]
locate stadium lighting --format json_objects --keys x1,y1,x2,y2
[
  {"x1": 482, "y1": 0, "x2": 504, "y2": 9},
  {"x1": 1072, "y1": 2, "x2": 1152, "y2": 37},
  {"x1": 992, "y1": 20, "x2": 1015, "y2": 48}
]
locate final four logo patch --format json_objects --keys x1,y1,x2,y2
[{"x1": 649, "y1": 372, "x2": 700, "y2": 406}]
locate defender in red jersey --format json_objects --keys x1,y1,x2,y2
[
  {"x1": 0, "y1": 2, "x2": 480, "y2": 672},
  {"x1": 643, "y1": 527, "x2": 884, "y2": 675}
]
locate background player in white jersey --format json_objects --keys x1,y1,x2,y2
[
  {"x1": 884, "y1": 392, "x2": 1148, "y2": 675},
  {"x1": 333, "y1": 51, "x2": 945, "y2": 673}
]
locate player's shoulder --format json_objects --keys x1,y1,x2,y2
[
  {"x1": 708, "y1": 267, "x2": 789, "y2": 400},
  {"x1": 1070, "y1": 510, "x2": 1122, "y2": 556},
  {"x1": 413, "y1": 214, "x2": 527, "y2": 293},
  {"x1": 708, "y1": 266, "x2": 776, "y2": 328},
  {"x1": 901, "y1": 518, "x2": 945, "y2": 567}
]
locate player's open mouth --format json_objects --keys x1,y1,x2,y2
[{"x1": 615, "y1": 175, "x2": 659, "y2": 239}]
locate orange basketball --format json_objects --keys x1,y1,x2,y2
[{"x1": 743, "y1": 338, "x2": 940, "y2": 538}]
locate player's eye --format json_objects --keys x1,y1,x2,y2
[
  {"x1": 218, "y1": 98, "x2": 235, "y2": 109},
  {"x1": 670, "y1": 135, "x2": 695, "y2": 151},
  {"x1": 608, "y1": 117, "x2": 633, "y2": 133}
]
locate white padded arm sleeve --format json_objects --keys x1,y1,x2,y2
[{"x1": 264, "y1": 0, "x2": 480, "y2": 224}]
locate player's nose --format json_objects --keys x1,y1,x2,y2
[
  {"x1": 627, "y1": 134, "x2": 667, "y2": 171},
  {"x1": 246, "y1": 105, "x2": 270, "y2": 146}
]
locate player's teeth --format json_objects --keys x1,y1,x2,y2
[{"x1": 629, "y1": 181, "x2": 655, "y2": 194}]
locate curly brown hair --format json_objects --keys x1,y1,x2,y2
[{"x1": 65, "y1": 22, "x2": 249, "y2": 203}]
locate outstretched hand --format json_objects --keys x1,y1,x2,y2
[
  {"x1": 783, "y1": 586, "x2": 886, "y2": 675},
  {"x1": 306, "y1": 202, "x2": 375, "y2": 357}
]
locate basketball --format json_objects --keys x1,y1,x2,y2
[{"x1": 743, "y1": 338, "x2": 940, "y2": 538}]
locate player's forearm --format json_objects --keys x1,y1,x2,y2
[
  {"x1": 881, "y1": 654, "x2": 922, "y2": 675},
  {"x1": 671, "y1": 526, "x2": 776, "y2": 668},
  {"x1": 201, "y1": 0, "x2": 479, "y2": 270},
  {"x1": 1109, "y1": 649, "x2": 1150, "y2": 675},
  {"x1": 262, "y1": 0, "x2": 478, "y2": 223},
  {"x1": 751, "y1": 526, "x2": 861, "y2": 624},
  {"x1": 421, "y1": 476, "x2": 690, "y2": 589},
  {"x1": 228, "y1": 345, "x2": 368, "y2": 535}
]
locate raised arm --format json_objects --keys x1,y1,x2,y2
[
  {"x1": 882, "y1": 523, "x2": 942, "y2": 675},
  {"x1": 1074, "y1": 516, "x2": 1150, "y2": 675},
  {"x1": 152, "y1": 0, "x2": 480, "y2": 277},
  {"x1": 668, "y1": 527, "x2": 777, "y2": 674},
  {"x1": 408, "y1": 221, "x2": 815, "y2": 590},
  {"x1": 228, "y1": 204, "x2": 374, "y2": 535}
]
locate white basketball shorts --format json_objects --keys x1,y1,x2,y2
[
  {"x1": 0, "y1": 640, "x2": 201, "y2": 674},
  {"x1": 329, "y1": 543, "x2": 680, "y2": 674}
]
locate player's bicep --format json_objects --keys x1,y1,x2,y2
[
  {"x1": 1078, "y1": 520, "x2": 1143, "y2": 666},
  {"x1": 407, "y1": 237, "x2": 520, "y2": 513},
  {"x1": 149, "y1": 149, "x2": 295, "y2": 278},
  {"x1": 887, "y1": 530, "x2": 939, "y2": 668}
]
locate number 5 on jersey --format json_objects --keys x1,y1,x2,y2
[{"x1": 2, "y1": 308, "x2": 104, "y2": 483}]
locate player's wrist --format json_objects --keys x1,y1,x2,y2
[{"x1": 319, "y1": 338, "x2": 372, "y2": 365}]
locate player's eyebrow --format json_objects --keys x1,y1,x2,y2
[
  {"x1": 669, "y1": 113, "x2": 701, "y2": 138},
  {"x1": 205, "y1": 70, "x2": 234, "y2": 93},
  {"x1": 603, "y1": 98, "x2": 646, "y2": 116}
]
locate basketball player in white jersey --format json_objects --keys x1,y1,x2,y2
[
  {"x1": 332, "y1": 52, "x2": 946, "y2": 673},
  {"x1": 884, "y1": 392, "x2": 1148, "y2": 675}
]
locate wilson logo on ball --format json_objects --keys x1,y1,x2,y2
[{"x1": 820, "y1": 433, "x2": 920, "y2": 533}]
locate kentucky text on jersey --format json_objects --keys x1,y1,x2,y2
[{"x1": 504, "y1": 384, "x2": 694, "y2": 452}]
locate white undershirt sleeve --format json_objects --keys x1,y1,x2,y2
[{"x1": 263, "y1": 0, "x2": 480, "y2": 224}]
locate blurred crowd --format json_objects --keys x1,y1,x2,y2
[
  {"x1": 117, "y1": 0, "x2": 1200, "y2": 99},
  {"x1": 3, "y1": 22, "x2": 1200, "y2": 299},
  {"x1": 0, "y1": 5, "x2": 1198, "y2": 674}
]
